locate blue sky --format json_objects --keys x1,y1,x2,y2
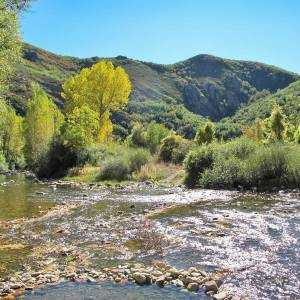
[{"x1": 21, "y1": 0, "x2": 300, "y2": 73}]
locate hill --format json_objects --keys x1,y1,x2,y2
[{"x1": 7, "y1": 43, "x2": 299, "y2": 138}]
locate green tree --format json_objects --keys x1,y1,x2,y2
[
  {"x1": 269, "y1": 105, "x2": 285, "y2": 141},
  {"x1": 2, "y1": 107, "x2": 24, "y2": 166},
  {"x1": 63, "y1": 105, "x2": 100, "y2": 150},
  {"x1": 0, "y1": 0, "x2": 21, "y2": 96},
  {"x1": 24, "y1": 84, "x2": 63, "y2": 169},
  {"x1": 284, "y1": 123, "x2": 296, "y2": 142},
  {"x1": 62, "y1": 60, "x2": 131, "y2": 143},
  {"x1": 195, "y1": 122, "x2": 215, "y2": 145}
]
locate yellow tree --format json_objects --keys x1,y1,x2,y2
[
  {"x1": 62, "y1": 60, "x2": 131, "y2": 143},
  {"x1": 24, "y1": 83, "x2": 64, "y2": 169}
]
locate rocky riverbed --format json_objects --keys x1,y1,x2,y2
[{"x1": 0, "y1": 175, "x2": 299, "y2": 299}]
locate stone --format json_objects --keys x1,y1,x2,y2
[
  {"x1": 152, "y1": 270, "x2": 163, "y2": 277},
  {"x1": 155, "y1": 276, "x2": 165, "y2": 287},
  {"x1": 187, "y1": 282, "x2": 199, "y2": 292},
  {"x1": 10, "y1": 283, "x2": 23, "y2": 289},
  {"x1": 213, "y1": 291, "x2": 227, "y2": 300},
  {"x1": 133, "y1": 273, "x2": 147, "y2": 285},
  {"x1": 173, "y1": 279, "x2": 184, "y2": 287},
  {"x1": 204, "y1": 280, "x2": 218, "y2": 293}
]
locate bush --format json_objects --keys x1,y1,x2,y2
[
  {"x1": 200, "y1": 156, "x2": 244, "y2": 188},
  {"x1": 97, "y1": 147, "x2": 150, "y2": 181},
  {"x1": 242, "y1": 144, "x2": 288, "y2": 186},
  {"x1": 159, "y1": 134, "x2": 193, "y2": 164},
  {"x1": 183, "y1": 145, "x2": 214, "y2": 187},
  {"x1": 0, "y1": 152, "x2": 8, "y2": 172},
  {"x1": 127, "y1": 121, "x2": 170, "y2": 153},
  {"x1": 184, "y1": 138, "x2": 300, "y2": 189},
  {"x1": 98, "y1": 156, "x2": 131, "y2": 181}
]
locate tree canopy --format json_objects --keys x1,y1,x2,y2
[{"x1": 62, "y1": 60, "x2": 131, "y2": 144}]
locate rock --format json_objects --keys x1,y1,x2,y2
[
  {"x1": 213, "y1": 291, "x2": 227, "y2": 300},
  {"x1": 213, "y1": 275, "x2": 224, "y2": 287},
  {"x1": 187, "y1": 282, "x2": 199, "y2": 292},
  {"x1": 169, "y1": 267, "x2": 180, "y2": 278},
  {"x1": 114, "y1": 277, "x2": 122, "y2": 283},
  {"x1": 86, "y1": 277, "x2": 96, "y2": 283},
  {"x1": 130, "y1": 204, "x2": 135, "y2": 209},
  {"x1": 25, "y1": 286, "x2": 34, "y2": 290},
  {"x1": 190, "y1": 272, "x2": 201, "y2": 277},
  {"x1": 173, "y1": 279, "x2": 184, "y2": 287},
  {"x1": 133, "y1": 273, "x2": 147, "y2": 285},
  {"x1": 155, "y1": 276, "x2": 165, "y2": 287},
  {"x1": 152, "y1": 270, "x2": 163, "y2": 277},
  {"x1": 204, "y1": 280, "x2": 218, "y2": 293},
  {"x1": 35, "y1": 191, "x2": 46, "y2": 195},
  {"x1": 10, "y1": 283, "x2": 23, "y2": 289}
]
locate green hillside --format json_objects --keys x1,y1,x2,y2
[
  {"x1": 7, "y1": 43, "x2": 299, "y2": 138},
  {"x1": 217, "y1": 80, "x2": 300, "y2": 138}
]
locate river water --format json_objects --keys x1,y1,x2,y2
[{"x1": 0, "y1": 174, "x2": 299, "y2": 299}]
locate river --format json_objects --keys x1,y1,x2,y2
[{"x1": 0, "y1": 174, "x2": 299, "y2": 299}]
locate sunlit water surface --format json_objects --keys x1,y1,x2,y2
[{"x1": 0, "y1": 175, "x2": 299, "y2": 299}]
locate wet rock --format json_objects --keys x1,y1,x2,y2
[
  {"x1": 114, "y1": 277, "x2": 122, "y2": 283},
  {"x1": 133, "y1": 273, "x2": 147, "y2": 285},
  {"x1": 10, "y1": 283, "x2": 23, "y2": 289},
  {"x1": 187, "y1": 282, "x2": 199, "y2": 292},
  {"x1": 25, "y1": 286, "x2": 34, "y2": 290},
  {"x1": 173, "y1": 279, "x2": 184, "y2": 287},
  {"x1": 204, "y1": 280, "x2": 218, "y2": 293},
  {"x1": 86, "y1": 277, "x2": 96, "y2": 283},
  {"x1": 213, "y1": 291, "x2": 227, "y2": 300},
  {"x1": 155, "y1": 276, "x2": 165, "y2": 287}
]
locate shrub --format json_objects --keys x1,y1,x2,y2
[
  {"x1": 97, "y1": 147, "x2": 150, "y2": 181},
  {"x1": 159, "y1": 134, "x2": 193, "y2": 164},
  {"x1": 98, "y1": 156, "x2": 131, "y2": 181},
  {"x1": 200, "y1": 156, "x2": 244, "y2": 188},
  {"x1": 216, "y1": 137, "x2": 257, "y2": 160},
  {"x1": 127, "y1": 148, "x2": 150, "y2": 173},
  {"x1": 242, "y1": 144, "x2": 288, "y2": 186},
  {"x1": 127, "y1": 121, "x2": 170, "y2": 153},
  {"x1": 195, "y1": 122, "x2": 215, "y2": 145},
  {"x1": 0, "y1": 152, "x2": 8, "y2": 172},
  {"x1": 183, "y1": 145, "x2": 214, "y2": 187}
]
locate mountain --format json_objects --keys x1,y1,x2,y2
[{"x1": 7, "y1": 43, "x2": 299, "y2": 138}]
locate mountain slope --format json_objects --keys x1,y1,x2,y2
[{"x1": 7, "y1": 43, "x2": 299, "y2": 138}]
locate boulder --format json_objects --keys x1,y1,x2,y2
[
  {"x1": 213, "y1": 291, "x2": 227, "y2": 300},
  {"x1": 204, "y1": 280, "x2": 218, "y2": 293},
  {"x1": 133, "y1": 273, "x2": 147, "y2": 285},
  {"x1": 187, "y1": 282, "x2": 199, "y2": 292}
]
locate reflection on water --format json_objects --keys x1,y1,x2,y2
[{"x1": 0, "y1": 175, "x2": 299, "y2": 299}]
